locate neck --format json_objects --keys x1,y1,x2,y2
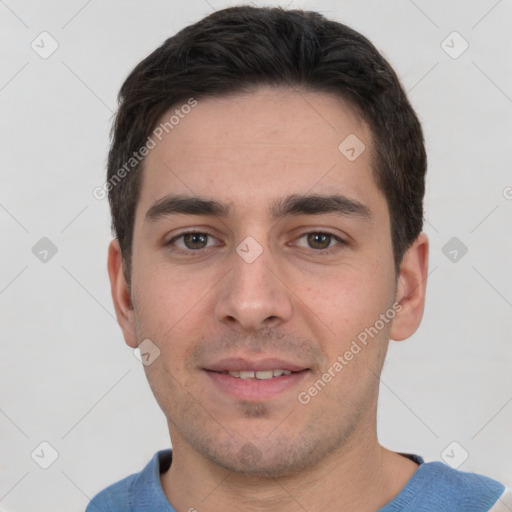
[{"x1": 161, "y1": 424, "x2": 419, "y2": 512}]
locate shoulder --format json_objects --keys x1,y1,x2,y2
[
  {"x1": 85, "y1": 450, "x2": 172, "y2": 512},
  {"x1": 390, "y1": 460, "x2": 507, "y2": 511},
  {"x1": 85, "y1": 471, "x2": 137, "y2": 511},
  {"x1": 424, "y1": 462, "x2": 504, "y2": 499}
]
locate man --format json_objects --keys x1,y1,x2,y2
[{"x1": 87, "y1": 5, "x2": 510, "y2": 511}]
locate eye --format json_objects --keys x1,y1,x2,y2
[
  {"x1": 294, "y1": 232, "x2": 345, "y2": 252},
  {"x1": 166, "y1": 230, "x2": 345, "y2": 256},
  {"x1": 167, "y1": 231, "x2": 219, "y2": 251}
]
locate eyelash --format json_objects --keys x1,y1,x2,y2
[{"x1": 166, "y1": 229, "x2": 346, "y2": 256}]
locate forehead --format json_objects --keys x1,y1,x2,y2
[
  {"x1": 156, "y1": 87, "x2": 368, "y2": 162},
  {"x1": 136, "y1": 86, "x2": 385, "y2": 222}
]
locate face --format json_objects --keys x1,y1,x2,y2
[{"x1": 113, "y1": 87, "x2": 412, "y2": 477}]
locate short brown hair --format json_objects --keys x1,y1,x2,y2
[{"x1": 107, "y1": 5, "x2": 426, "y2": 281}]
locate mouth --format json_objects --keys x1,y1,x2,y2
[
  {"x1": 217, "y1": 369, "x2": 293, "y2": 379},
  {"x1": 203, "y1": 357, "x2": 310, "y2": 401}
]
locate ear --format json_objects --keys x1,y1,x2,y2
[
  {"x1": 390, "y1": 232, "x2": 429, "y2": 341},
  {"x1": 107, "y1": 239, "x2": 138, "y2": 348}
]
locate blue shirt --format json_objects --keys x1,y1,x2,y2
[{"x1": 85, "y1": 449, "x2": 509, "y2": 511}]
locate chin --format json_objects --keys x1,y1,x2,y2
[{"x1": 195, "y1": 434, "x2": 333, "y2": 479}]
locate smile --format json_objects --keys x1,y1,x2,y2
[
  {"x1": 205, "y1": 368, "x2": 309, "y2": 401},
  {"x1": 220, "y1": 369, "x2": 293, "y2": 379}
]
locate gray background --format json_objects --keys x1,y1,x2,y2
[{"x1": 1, "y1": 0, "x2": 511, "y2": 510}]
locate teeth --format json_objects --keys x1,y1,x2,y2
[
  {"x1": 226, "y1": 369, "x2": 292, "y2": 379},
  {"x1": 255, "y1": 370, "x2": 273, "y2": 380}
]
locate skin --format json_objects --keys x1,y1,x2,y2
[{"x1": 108, "y1": 86, "x2": 429, "y2": 512}]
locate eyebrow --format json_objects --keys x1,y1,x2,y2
[{"x1": 144, "y1": 193, "x2": 372, "y2": 223}]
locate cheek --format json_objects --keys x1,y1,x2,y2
[
  {"x1": 299, "y1": 263, "x2": 395, "y2": 368},
  {"x1": 307, "y1": 264, "x2": 390, "y2": 320},
  {"x1": 133, "y1": 261, "x2": 223, "y2": 356},
  {"x1": 131, "y1": 278, "x2": 193, "y2": 374},
  {"x1": 133, "y1": 254, "x2": 206, "y2": 320}
]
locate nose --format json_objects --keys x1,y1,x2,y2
[{"x1": 214, "y1": 239, "x2": 294, "y2": 332}]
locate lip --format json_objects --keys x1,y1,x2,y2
[
  {"x1": 204, "y1": 357, "x2": 310, "y2": 401},
  {"x1": 205, "y1": 370, "x2": 310, "y2": 401},
  {"x1": 204, "y1": 357, "x2": 308, "y2": 373}
]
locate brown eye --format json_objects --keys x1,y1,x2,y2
[
  {"x1": 306, "y1": 232, "x2": 333, "y2": 249},
  {"x1": 293, "y1": 231, "x2": 345, "y2": 254},
  {"x1": 168, "y1": 231, "x2": 217, "y2": 252},
  {"x1": 182, "y1": 233, "x2": 209, "y2": 249}
]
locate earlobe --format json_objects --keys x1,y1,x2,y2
[
  {"x1": 107, "y1": 239, "x2": 138, "y2": 348},
  {"x1": 390, "y1": 232, "x2": 429, "y2": 342}
]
